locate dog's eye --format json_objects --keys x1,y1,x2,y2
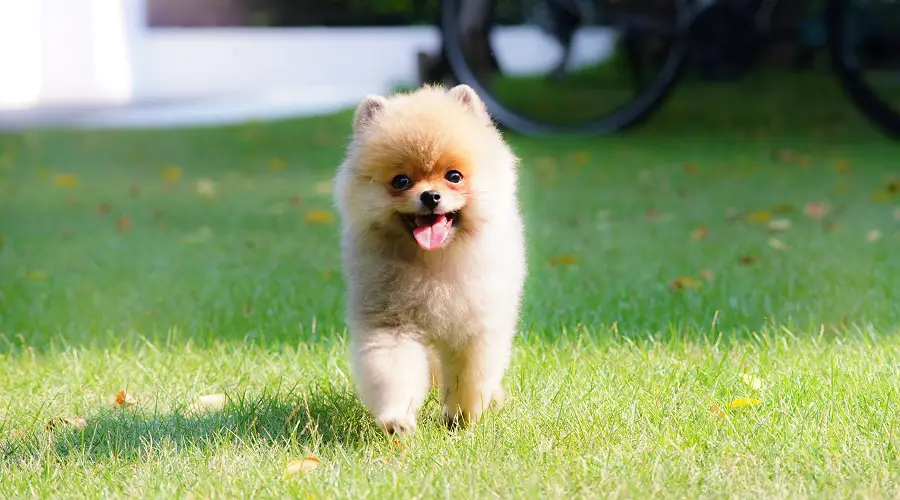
[
  {"x1": 390, "y1": 175, "x2": 412, "y2": 190},
  {"x1": 445, "y1": 170, "x2": 463, "y2": 184}
]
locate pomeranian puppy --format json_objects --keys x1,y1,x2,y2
[{"x1": 333, "y1": 84, "x2": 526, "y2": 435}]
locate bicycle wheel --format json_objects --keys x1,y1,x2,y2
[
  {"x1": 440, "y1": 0, "x2": 691, "y2": 136},
  {"x1": 826, "y1": 0, "x2": 900, "y2": 138}
]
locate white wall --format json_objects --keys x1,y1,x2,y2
[
  {"x1": 0, "y1": 0, "x2": 615, "y2": 126},
  {"x1": 140, "y1": 27, "x2": 438, "y2": 101},
  {"x1": 0, "y1": 0, "x2": 141, "y2": 110},
  {"x1": 138, "y1": 26, "x2": 614, "y2": 103},
  {"x1": 0, "y1": 1, "x2": 43, "y2": 108}
]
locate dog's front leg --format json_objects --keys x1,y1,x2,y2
[
  {"x1": 351, "y1": 328, "x2": 430, "y2": 435},
  {"x1": 438, "y1": 329, "x2": 513, "y2": 428}
]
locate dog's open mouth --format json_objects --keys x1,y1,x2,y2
[{"x1": 401, "y1": 211, "x2": 459, "y2": 251}]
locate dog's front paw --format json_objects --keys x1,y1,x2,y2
[
  {"x1": 491, "y1": 387, "x2": 506, "y2": 409},
  {"x1": 440, "y1": 404, "x2": 480, "y2": 430},
  {"x1": 378, "y1": 413, "x2": 417, "y2": 435},
  {"x1": 441, "y1": 386, "x2": 506, "y2": 430},
  {"x1": 440, "y1": 407, "x2": 461, "y2": 430}
]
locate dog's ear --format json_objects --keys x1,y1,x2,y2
[
  {"x1": 353, "y1": 94, "x2": 388, "y2": 133},
  {"x1": 448, "y1": 84, "x2": 490, "y2": 122}
]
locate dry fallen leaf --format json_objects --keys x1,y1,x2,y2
[
  {"x1": 26, "y1": 270, "x2": 47, "y2": 281},
  {"x1": 746, "y1": 211, "x2": 772, "y2": 224},
  {"x1": 888, "y1": 179, "x2": 900, "y2": 194},
  {"x1": 710, "y1": 403, "x2": 725, "y2": 418},
  {"x1": 535, "y1": 157, "x2": 557, "y2": 170},
  {"x1": 163, "y1": 166, "x2": 183, "y2": 183},
  {"x1": 683, "y1": 163, "x2": 700, "y2": 175},
  {"x1": 741, "y1": 373, "x2": 762, "y2": 391},
  {"x1": 63, "y1": 416, "x2": 87, "y2": 430},
  {"x1": 290, "y1": 195, "x2": 302, "y2": 206},
  {"x1": 775, "y1": 149, "x2": 795, "y2": 163},
  {"x1": 767, "y1": 218, "x2": 791, "y2": 232},
  {"x1": 833, "y1": 180, "x2": 851, "y2": 197},
  {"x1": 116, "y1": 216, "x2": 133, "y2": 232},
  {"x1": 867, "y1": 229, "x2": 882, "y2": 243},
  {"x1": 114, "y1": 390, "x2": 136, "y2": 408},
  {"x1": 768, "y1": 237, "x2": 788, "y2": 252},
  {"x1": 44, "y1": 417, "x2": 87, "y2": 431},
  {"x1": 669, "y1": 276, "x2": 702, "y2": 291},
  {"x1": 548, "y1": 254, "x2": 578, "y2": 266},
  {"x1": 771, "y1": 203, "x2": 794, "y2": 214},
  {"x1": 303, "y1": 209, "x2": 334, "y2": 224},
  {"x1": 871, "y1": 190, "x2": 894, "y2": 204},
  {"x1": 570, "y1": 151, "x2": 589, "y2": 166},
  {"x1": 54, "y1": 173, "x2": 79, "y2": 188},
  {"x1": 190, "y1": 393, "x2": 228, "y2": 413},
  {"x1": 47, "y1": 417, "x2": 87, "y2": 431},
  {"x1": 804, "y1": 202, "x2": 829, "y2": 219},
  {"x1": 739, "y1": 254, "x2": 761, "y2": 265},
  {"x1": 284, "y1": 456, "x2": 320, "y2": 477},
  {"x1": 700, "y1": 269, "x2": 714, "y2": 282},
  {"x1": 690, "y1": 225, "x2": 709, "y2": 241},
  {"x1": 45, "y1": 418, "x2": 81, "y2": 432},
  {"x1": 728, "y1": 397, "x2": 762, "y2": 409},
  {"x1": 196, "y1": 178, "x2": 216, "y2": 198}
]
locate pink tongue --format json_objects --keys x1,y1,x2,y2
[{"x1": 412, "y1": 214, "x2": 450, "y2": 250}]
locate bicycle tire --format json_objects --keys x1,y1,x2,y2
[
  {"x1": 439, "y1": 0, "x2": 691, "y2": 136},
  {"x1": 825, "y1": 0, "x2": 900, "y2": 139}
]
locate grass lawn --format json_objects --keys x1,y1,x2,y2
[{"x1": 2, "y1": 73, "x2": 900, "y2": 498}]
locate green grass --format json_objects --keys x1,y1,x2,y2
[
  {"x1": 489, "y1": 58, "x2": 900, "y2": 126},
  {"x1": 2, "y1": 73, "x2": 900, "y2": 498}
]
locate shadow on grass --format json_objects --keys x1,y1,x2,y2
[{"x1": 1, "y1": 380, "x2": 397, "y2": 463}]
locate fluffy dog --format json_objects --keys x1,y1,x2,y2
[{"x1": 333, "y1": 84, "x2": 526, "y2": 435}]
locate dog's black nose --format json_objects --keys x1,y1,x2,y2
[{"x1": 420, "y1": 190, "x2": 441, "y2": 210}]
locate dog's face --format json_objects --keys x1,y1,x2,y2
[
  {"x1": 335, "y1": 85, "x2": 516, "y2": 252},
  {"x1": 361, "y1": 147, "x2": 471, "y2": 251}
]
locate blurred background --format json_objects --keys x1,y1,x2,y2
[{"x1": 1, "y1": 0, "x2": 898, "y2": 135}]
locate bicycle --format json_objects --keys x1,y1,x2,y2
[{"x1": 438, "y1": 0, "x2": 900, "y2": 138}]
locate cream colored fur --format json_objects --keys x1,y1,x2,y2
[{"x1": 332, "y1": 84, "x2": 526, "y2": 435}]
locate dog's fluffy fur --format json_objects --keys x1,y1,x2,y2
[{"x1": 333, "y1": 84, "x2": 526, "y2": 434}]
